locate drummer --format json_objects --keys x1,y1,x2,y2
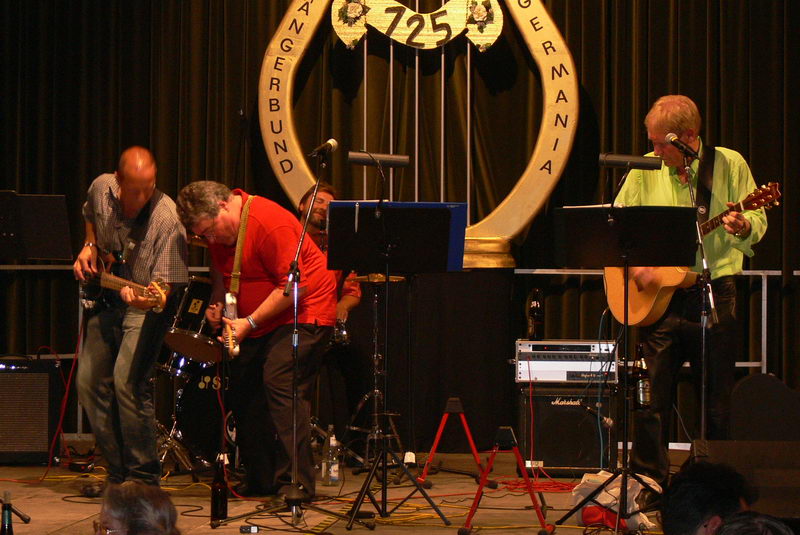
[
  {"x1": 176, "y1": 181, "x2": 337, "y2": 501},
  {"x1": 297, "y1": 182, "x2": 361, "y2": 323},
  {"x1": 297, "y1": 182, "x2": 362, "y2": 438}
]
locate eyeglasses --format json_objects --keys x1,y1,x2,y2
[
  {"x1": 93, "y1": 519, "x2": 125, "y2": 534},
  {"x1": 194, "y1": 216, "x2": 219, "y2": 241}
]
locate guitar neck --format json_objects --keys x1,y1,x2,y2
[
  {"x1": 700, "y1": 200, "x2": 743, "y2": 237},
  {"x1": 99, "y1": 272, "x2": 150, "y2": 297}
]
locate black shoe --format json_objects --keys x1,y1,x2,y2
[
  {"x1": 232, "y1": 481, "x2": 272, "y2": 497},
  {"x1": 81, "y1": 481, "x2": 105, "y2": 498},
  {"x1": 277, "y1": 485, "x2": 313, "y2": 504},
  {"x1": 635, "y1": 488, "x2": 661, "y2": 512}
]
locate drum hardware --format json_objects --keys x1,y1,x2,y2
[
  {"x1": 156, "y1": 419, "x2": 200, "y2": 480},
  {"x1": 163, "y1": 276, "x2": 222, "y2": 363},
  {"x1": 331, "y1": 319, "x2": 350, "y2": 346},
  {"x1": 310, "y1": 416, "x2": 364, "y2": 468},
  {"x1": 345, "y1": 278, "x2": 406, "y2": 481}
]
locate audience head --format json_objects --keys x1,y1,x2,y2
[
  {"x1": 96, "y1": 481, "x2": 181, "y2": 535},
  {"x1": 660, "y1": 461, "x2": 758, "y2": 535},
  {"x1": 717, "y1": 511, "x2": 794, "y2": 535}
]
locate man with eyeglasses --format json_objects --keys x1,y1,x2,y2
[
  {"x1": 176, "y1": 181, "x2": 337, "y2": 501},
  {"x1": 73, "y1": 147, "x2": 188, "y2": 497},
  {"x1": 614, "y1": 95, "x2": 768, "y2": 494}
]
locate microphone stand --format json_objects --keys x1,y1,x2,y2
[
  {"x1": 280, "y1": 149, "x2": 374, "y2": 529},
  {"x1": 0, "y1": 496, "x2": 30, "y2": 524},
  {"x1": 681, "y1": 154, "x2": 718, "y2": 441}
]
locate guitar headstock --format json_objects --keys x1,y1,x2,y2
[
  {"x1": 146, "y1": 279, "x2": 170, "y2": 311},
  {"x1": 742, "y1": 182, "x2": 781, "y2": 211}
]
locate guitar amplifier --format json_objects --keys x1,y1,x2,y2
[
  {"x1": 515, "y1": 340, "x2": 617, "y2": 383},
  {"x1": 0, "y1": 358, "x2": 64, "y2": 463}
]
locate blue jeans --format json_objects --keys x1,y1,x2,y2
[{"x1": 77, "y1": 306, "x2": 162, "y2": 484}]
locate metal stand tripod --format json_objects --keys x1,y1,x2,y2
[
  {"x1": 347, "y1": 279, "x2": 405, "y2": 474},
  {"x1": 345, "y1": 275, "x2": 450, "y2": 529}
]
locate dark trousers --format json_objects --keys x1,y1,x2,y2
[
  {"x1": 630, "y1": 276, "x2": 738, "y2": 485},
  {"x1": 228, "y1": 323, "x2": 332, "y2": 496}
]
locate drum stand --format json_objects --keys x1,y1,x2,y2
[
  {"x1": 156, "y1": 419, "x2": 199, "y2": 479},
  {"x1": 348, "y1": 280, "x2": 404, "y2": 476}
]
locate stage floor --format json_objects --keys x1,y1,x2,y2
[{"x1": 0, "y1": 453, "x2": 663, "y2": 534}]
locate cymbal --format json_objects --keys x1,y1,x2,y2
[{"x1": 352, "y1": 273, "x2": 406, "y2": 283}]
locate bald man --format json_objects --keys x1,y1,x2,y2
[{"x1": 74, "y1": 147, "x2": 188, "y2": 495}]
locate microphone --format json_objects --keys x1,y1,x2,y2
[
  {"x1": 308, "y1": 138, "x2": 338, "y2": 157},
  {"x1": 665, "y1": 133, "x2": 699, "y2": 159},
  {"x1": 599, "y1": 153, "x2": 662, "y2": 170},
  {"x1": 583, "y1": 404, "x2": 614, "y2": 429},
  {"x1": 348, "y1": 151, "x2": 410, "y2": 168}
]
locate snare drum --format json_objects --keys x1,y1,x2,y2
[{"x1": 163, "y1": 276, "x2": 222, "y2": 363}]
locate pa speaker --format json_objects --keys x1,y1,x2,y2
[
  {"x1": 730, "y1": 373, "x2": 800, "y2": 441},
  {"x1": 517, "y1": 386, "x2": 616, "y2": 477},
  {"x1": 692, "y1": 440, "x2": 800, "y2": 518},
  {"x1": 0, "y1": 358, "x2": 63, "y2": 464}
]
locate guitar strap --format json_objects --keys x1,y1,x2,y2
[
  {"x1": 230, "y1": 194, "x2": 255, "y2": 296},
  {"x1": 118, "y1": 189, "x2": 161, "y2": 276},
  {"x1": 695, "y1": 144, "x2": 716, "y2": 225}
]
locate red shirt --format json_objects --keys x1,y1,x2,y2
[{"x1": 208, "y1": 191, "x2": 337, "y2": 336}]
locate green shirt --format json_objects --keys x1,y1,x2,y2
[{"x1": 614, "y1": 139, "x2": 767, "y2": 280}]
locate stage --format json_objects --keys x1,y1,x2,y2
[{"x1": 0, "y1": 453, "x2": 662, "y2": 535}]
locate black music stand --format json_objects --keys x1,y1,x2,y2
[
  {"x1": 327, "y1": 201, "x2": 466, "y2": 528},
  {"x1": 552, "y1": 205, "x2": 696, "y2": 530},
  {"x1": 0, "y1": 191, "x2": 72, "y2": 261}
]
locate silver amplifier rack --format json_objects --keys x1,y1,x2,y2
[{"x1": 515, "y1": 339, "x2": 617, "y2": 383}]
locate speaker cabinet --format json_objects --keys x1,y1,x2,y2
[
  {"x1": 517, "y1": 385, "x2": 616, "y2": 477},
  {"x1": 0, "y1": 359, "x2": 63, "y2": 464}
]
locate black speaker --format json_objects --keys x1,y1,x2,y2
[
  {"x1": 692, "y1": 440, "x2": 800, "y2": 518},
  {"x1": 517, "y1": 385, "x2": 616, "y2": 477},
  {"x1": 0, "y1": 358, "x2": 63, "y2": 464}
]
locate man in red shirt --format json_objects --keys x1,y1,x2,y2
[{"x1": 177, "y1": 181, "x2": 337, "y2": 501}]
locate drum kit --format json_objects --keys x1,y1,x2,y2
[
  {"x1": 154, "y1": 276, "x2": 232, "y2": 476},
  {"x1": 153, "y1": 272, "x2": 408, "y2": 477}
]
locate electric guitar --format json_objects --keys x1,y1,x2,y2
[
  {"x1": 604, "y1": 182, "x2": 781, "y2": 326},
  {"x1": 223, "y1": 292, "x2": 241, "y2": 357},
  {"x1": 80, "y1": 255, "x2": 169, "y2": 312}
]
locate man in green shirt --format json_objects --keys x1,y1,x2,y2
[{"x1": 615, "y1": 95, "x2": 768, "y2": 487}]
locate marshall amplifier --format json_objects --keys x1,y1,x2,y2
[
  {"x1": 517, "y1": 385, "x2": 617, "y2": 477},
  {"x1": 515, "y1": 339, "x2": 617, "y2": 383}
]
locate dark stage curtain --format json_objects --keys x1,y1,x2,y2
[{"x1": 3, "y1": 1, "x2": 798, "y2": 449}]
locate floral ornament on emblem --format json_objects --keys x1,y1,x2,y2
[
  {"x1": 467, "y1": 0, "x2": 494, "y2": 33},
  {"x1": 338, "y1": 0, "x2": 370, "y2": 27}
]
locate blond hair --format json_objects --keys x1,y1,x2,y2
[{"x1": 644, "y1": 95, "x2": 701, "y2": 136}]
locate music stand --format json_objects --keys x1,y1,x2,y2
[
  {"x1": 327, "y1": 201, "x2": 466, "y2": 528},
  {"x1": 0, "y1": 191, "x2": 72, "y2": 261},
  {"x1": 552, "y1": 205, "x2": 696, "y2": 529}
]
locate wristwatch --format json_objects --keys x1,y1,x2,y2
[{"x1": 246, "y1": 315, "x2": 258, "y2": 329}]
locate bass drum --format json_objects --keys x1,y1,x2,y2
[{"x1": 174, "y1": 368, "x2": 235, "y2": 466}]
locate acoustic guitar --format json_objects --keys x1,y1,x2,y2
[{"x1": 604, "y1": 182, "x2": 781, "y2": 327}]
